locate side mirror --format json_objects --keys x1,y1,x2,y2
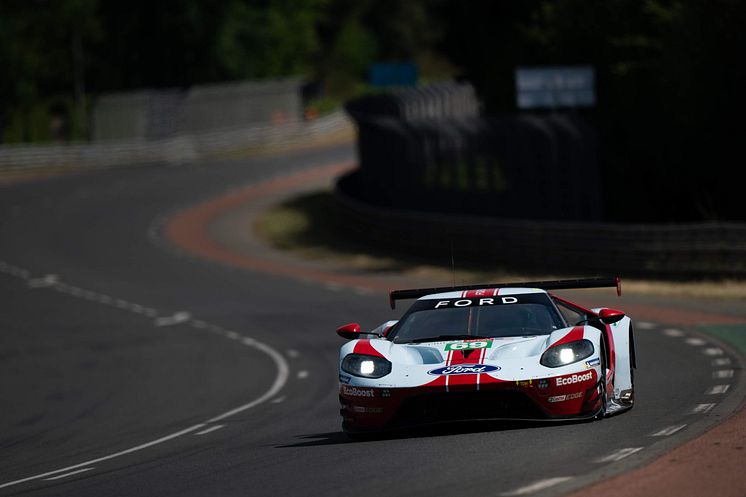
[
  {"x1": 336, "y1": 323, "x2": 362, "y2": 339},
  {"x1": 336, "y1": 323, "x2": 382, "y2": 339},
  {"x1": 599, "y1": 308, "x2": 625, "y2": 325}
]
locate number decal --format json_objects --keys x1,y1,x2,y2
[{"x1": 444, "y1": 340, "x2": 492, "y2": 351}]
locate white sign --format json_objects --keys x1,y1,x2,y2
[{"x1": 515, "y1": 66, "x2": 595, "y2": 109}]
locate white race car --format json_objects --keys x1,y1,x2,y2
[{"x1": 337, "y1": 277, "x2": 635, "y2": 434}]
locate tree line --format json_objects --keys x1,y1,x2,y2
[{"x1": 1, "y1": 0, "x2": 743, "y2": 222}]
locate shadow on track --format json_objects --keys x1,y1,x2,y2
[{"x1": 276, "y1": 418, "x2": 585, "y2": 447}]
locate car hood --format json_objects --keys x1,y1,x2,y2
[
  {"x1": 373, "y1": 325, "x2": 588, "y2": 364},
  {"x1": 382, "y1": 335, "x2": 549, "y2": 365}
]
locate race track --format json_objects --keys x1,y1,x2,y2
[{"x1": 0, "y1": 143, "x2": 743, "y2": 497}]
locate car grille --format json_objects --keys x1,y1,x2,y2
[{"x1": 392, "y1": 390, "x2": 546, "y2": 425}]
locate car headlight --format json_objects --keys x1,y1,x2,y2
[
  {"x1": 540, "y1": 340, "x2": 594, "y2": 368},
  {"x1": 341, "y1": 354, "x2": 392, "y2": 378}
]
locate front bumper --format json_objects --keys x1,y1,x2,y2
[{"x1": 340, "y1": 370, "x2": 601, "y2": 432}]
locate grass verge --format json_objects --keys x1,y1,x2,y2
[
  {"x1": 254, "y1": 190, "x2": 746, "y2": 300},
  {"x1": 698, "y1": 325, "x2": 746, "y2": 353}
]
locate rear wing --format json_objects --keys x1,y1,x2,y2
[{"x1": 389, "y1": 276, "x2": 621, "y2": 309}]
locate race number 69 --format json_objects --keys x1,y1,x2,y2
[{"x1": 445, "y1": 341, "x2": 491, "y2": 351}]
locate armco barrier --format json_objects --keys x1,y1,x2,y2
[
  {"x1": 0, "y1": 111, "x2": 352, "y2": 174},
  {"x1": 335, "y1": 173, "x2": 746, "y2": 280}
]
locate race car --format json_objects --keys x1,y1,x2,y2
[{"x1": 337, "y1": 277, "x2": 635, "y2": 434}]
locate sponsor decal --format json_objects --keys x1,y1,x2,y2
[
  {"x1": 434, "y1": 297, "x2": 518, "y2": 308},
  {"x1": 585, "y1": 358, "x2": 601, "y2": 368},
  {"x1": 516, "y1": 379, "x2": 533, "y2": 387},
  {"x1": 339, "y1": 374, "x2": 352, "y2": 384},
  {"x1": 352, "y1": 406, "x2": 383, "y2": 414},
  {"x1": 555, "y1": 371, "x2": 594, "y2": 386},
  {"x1": 445, "y1": 340, "x2": 493, "y2": 351},
  {"x1": 342, "y1": 386, "x2": 375, "y2": 398},
  {"x1": 428, "y1": 364, "x2": 500, "y2": 376},
  {"x1": 538, "y1": 379, "x2": 549, "y2": 389},
  {"x1": 548, "y1": 392, "x2": 583, "y2": 403}
]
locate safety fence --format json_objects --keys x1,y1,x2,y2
[
  {"x1": 0, "y1": 111, "x2": 353, "y2": 174},
  {"x1": 335, "y1": 178, "x2": 746, "y2": 280},
  {"x1": 92, "y1": 78, "x2": 305, "y2": 141}
]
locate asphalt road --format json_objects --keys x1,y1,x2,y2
[{"x1": 0, "y1": 143, "x2": 743, "y2": 497}]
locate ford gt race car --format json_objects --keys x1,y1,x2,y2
[{"x1": 337, "y1": 277, "x2": 635, "y2": 435}]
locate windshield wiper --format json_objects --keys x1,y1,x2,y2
[{"x1": 408, "y1": 334, "x2": 475, "y2": 344}]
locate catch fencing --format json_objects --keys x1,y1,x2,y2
[
  {"x1": 92, "y1": 78, "x2": 305, "y2": 141},
  {"x1": 335, "y1": 184, "x2": 746, "y2": 279},
  {"x1": 0, "y1": 111, "x2": 353, "y2": 174}
]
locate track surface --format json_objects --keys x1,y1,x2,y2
[{"x1": 0, "y1": 143, "x2": 743, "y2": 497}]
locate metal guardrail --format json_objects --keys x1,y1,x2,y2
[
  {"x1": 335, "y1": 176, "x2": 746, "y2": 280},
  {"x1": 0, "y1": 111, "x2": 353, "y2": 173}
]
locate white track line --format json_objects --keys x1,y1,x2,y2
[
  {"x1": 684, "y1": 337, "x2": 706, "y2": 346},
  {"x1": 650, "y1": 424, "x2": 687, "y2": 437},
  {"x1": 44, "y1": 468, "x2": 96, "y2": 481},
  {"x1": 636, "y1": 321, "x2": 656, "y2": 330},
  {"x1": 663, "y1": 328, "x2": 685, "y2": 337},
  {"x1": 0, "y1": 424, "x2": 205, "y2": 488},
  {"x1": 703, "y1": 347, "x2": 724, "y2": 356},
  {"x1": 27, "y1": 274, "x2": 59, "y2": 288},
  {"x1": 0, "y1": 261, "x2": 291, "y2": 490},
  {"x1": 692, "y1": 403, "x2": 716, "y2": 414},
  {"x1": 500, "y1": 477, "x2": 574, "y2": 496},
  {"x1": 712, "y1": 358, "x2": 732, "y2": 366},
  {"x1": 154, "y1": 311, "x2": 191, "y2": 327},
  {"x1": 195, "y1": 425, "x2": 225, "y2": 436},
  {"x1": 705, "y1": 385, "x2": 730, "y2": 395},
  {"x1": 297, "y1": 370, "x2": 309, "y2": 379},
  {"x1": 713, "y1": 369, "x2": 734, "y2": 379},
  {"x1": 205, "y1": 339, "x2": 289, "y2": 424},
  {"x1": 595, "y1": 447, "x2": 644, "y2": 463}
]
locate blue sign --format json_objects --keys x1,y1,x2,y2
[
  {"x1": 369, "y1": 62, "x2": 418, "y2": 87},
  {"x1": 428, "y1": 364, "x2": 500, "y2": 376}
]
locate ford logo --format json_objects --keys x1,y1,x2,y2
[{"x1": 427, "y1": 364, "x2": 500, "y2": 375}]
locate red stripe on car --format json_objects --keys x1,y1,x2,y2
[
  {"x1": 445, "y1": 338, "x2": 488, "y2": 389},
  {"x1": 352, "y1": 339, "x2": 384, "y2": 358},
  {"x1": 550, "y1": 326, "x2": 585, "y2": 348},
  {"x1": 464, "y1": 288, "x2": 501, "y2": 298}
]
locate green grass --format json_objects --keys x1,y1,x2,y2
[
  {"x1": 697, "y1": 324, "x2": 746, "y2": 354},
  {"x1": 254, "y1": 190, "x2": 528, "y2": 280}
]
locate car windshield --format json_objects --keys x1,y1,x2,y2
[{"x1": 389, "y1": 293, "x2": 565, "y2": 344}]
